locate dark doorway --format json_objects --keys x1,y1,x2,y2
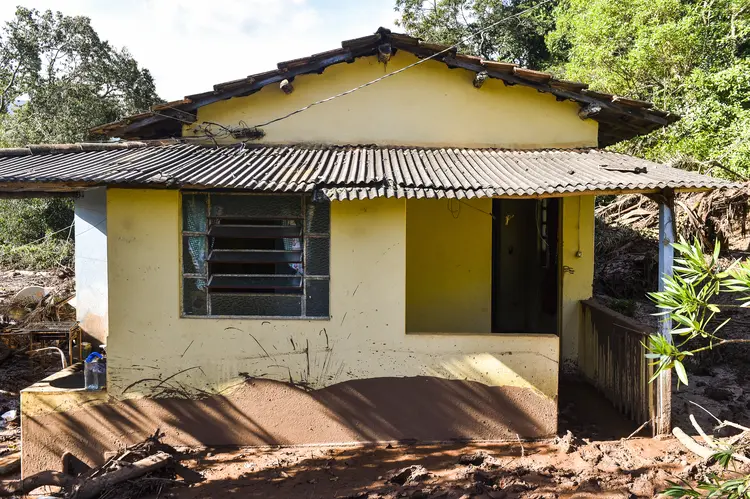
[{"x1": 491, "y1": 198, "x2": 559, "y2": 334}]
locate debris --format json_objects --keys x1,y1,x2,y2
[
  {"x1": 673, "y1": 426, "x2": 750, "y2": 464},
  {"x1": 387, "y1": 465, "x2": 431, "y2": 486},
  {"x1": 579, "y1": 444, "x2": 603, "y2": 465},
  {"x1": 0, "y1": 429, "x2": 202, "y2": 498},
  {"x1": 554, "y1": 430, "x2": 579, "y2": 454},
  {"x1": 457, "y1": 452, "x2": 488, "y2": 466},
  {"x1": 0, "y1": 453, "x2": 20, "y2": 475},
  {"x1": 75, "y1": 451, "x2": 173, "y2": 499},
  {"x1": 624, "y1": 419, "x2": 652, "y2": 440},
  {"x1": 11, "y1": 286, "x2": 51, "y2": 305},
  {"x1": 0, "y1": 470, "x2": 75, "y2": 497},
  {"x1": 471, "y1": 469, "x2": 495, "y2": 486},
  {"x1": 0, "y1": 411, "x2": 16, "y2": 423}
]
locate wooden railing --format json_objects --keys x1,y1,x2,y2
[{"x1": 579, "y1": 299, "x2": 659, "y2": 434}]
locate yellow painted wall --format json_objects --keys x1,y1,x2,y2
[
  {"x1": 560, "y1": 196, "x2": 595, "y2": 368},
  {"x1": 185, "y1": 52, "x2": 598, "y2": 149},
  {"x1": 406, "y1": 198, "x2": 492, "y2": 333},
  {"x1": 104, "y1": 188, "x2": 558, "y2": 401}
]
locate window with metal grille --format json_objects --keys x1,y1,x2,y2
[{"x1": 181, "y1": 192, "x2": 330, "y2": 318}]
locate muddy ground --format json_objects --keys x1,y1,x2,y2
[
  {"x1": 155, "y1": 375, "x2": 716, "y2": 499},
  {"x1": 165, "y1": 438, "x2": 697, "y2": 499}
]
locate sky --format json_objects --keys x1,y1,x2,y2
[{"x1": 0, "y1": 0, "x2": 399, "y2": 100}]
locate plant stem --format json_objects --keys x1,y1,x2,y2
[{"x1": 688, "y1": 338, "x2": 750, "y2": 355}]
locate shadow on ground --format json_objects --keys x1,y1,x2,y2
[{"x1": 164, "y1": 437, "x2": 687, "y2": 499}]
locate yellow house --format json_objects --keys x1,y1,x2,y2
[{"x1": 0, "y1": 28, "x2": 731, "y2": 475}]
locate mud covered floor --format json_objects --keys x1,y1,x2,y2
[
  {"x1": 156, "y1": 380, "x2": 686, "y2": 499},
  {"x1": 166, "y1": 437, "x2": 692, "y2": 499}
]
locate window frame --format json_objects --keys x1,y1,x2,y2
[{"x1": 180, "y1": 191, "x2": 331, "y2": 320}]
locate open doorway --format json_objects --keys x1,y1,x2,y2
[{"x1": 491, "y1": 198, "x2": 560, "y2": 334}]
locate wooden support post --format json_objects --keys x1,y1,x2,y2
[{"x1": 655, "y1": 190, "x2": 675, "y2": 435}]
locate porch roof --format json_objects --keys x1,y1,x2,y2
[{"x1": 0, "y1": 141, "x2": 733, "y2": 200}]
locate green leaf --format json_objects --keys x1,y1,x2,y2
[{"x1": 674, "y1": 360, "x2": 689, "y2": 386}]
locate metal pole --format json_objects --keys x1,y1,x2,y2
[{"x1": 656, "y1": 190, "x2": 675, "y2": 435}]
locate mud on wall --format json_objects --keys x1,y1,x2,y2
[
  {"x1": 21, "y1": 376, "x2": 555, "y2": 476},
  {"x1": 22, "y1": 190, "x2": 568, "y2": 475},
  {"x1": 104, "y1": 189, "x2": 558, "y2": 400}
]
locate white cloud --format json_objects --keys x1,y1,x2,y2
[{"x1": 0, "y1": 0, "x2": 397, "y2": 100}]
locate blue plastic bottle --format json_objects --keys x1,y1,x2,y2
[{"x1": 84, "y1": 352, "x2": 106, "y2": 390}]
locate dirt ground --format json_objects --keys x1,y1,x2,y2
[
  {"x1": 146, "y1": 377, "x2": 706, "y2": 499},
  {"x1": 163, "y1": 437, "x2": 695, "y2": 499}
]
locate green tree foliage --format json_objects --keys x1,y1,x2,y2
[
  {"x1": 395, "y1": 0, "x2": 559, "y2": 68},
  {"x1": 0, "y1": 198, "x2": 74, "y2": 270},
  {"x1": 0, "y1": 7, "x2": 161, "y2": 268},
  {"x1": 396, "y1": 0, "x2": 750, "y2": 176},
  {"x1": 548, "y1": 0, "x2": 750, "y2": 175},
  {"x1": 0, "y1": 6, "x2": 161, "y2": 145}
]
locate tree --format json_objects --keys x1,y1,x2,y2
[
  {"x1": 0, "y1": 7, "x2": 161, "y2": 269},
  {"x1": 648, "y1": 239, "x2": 750, "y2": 497},
  {"x1": 0, "y1": 6, "x2": 162, "y2": 145},
  {"x1": 547, "y1": 0, "x2": 750, "y2": 175},
  {"x1": 395, "y1": 0, "x2": 559, "y2": 68}
]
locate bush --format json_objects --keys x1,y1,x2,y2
[
  {"x1": 0, "y1": 198, "x2": 75, "y2": 270},
  {"x1": 0, "y1": 198, "x2": 74, "y2": 246},
  {"x1": 0, "y1": 238, "x2": 73, "y2": 270}
]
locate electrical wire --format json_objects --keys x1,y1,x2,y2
[
  {"x1": 148, "y1": 0, "x2": 557, "y2": 133},
  {"x1": 0, "y1": 217, "x2": 106, "y2": 256},
  {"x1": 252, "y1": 0, "x2": 556, "y2": 129},
  {"x1": 458, "y1": 199, "x2": 496, "y2": 219},
  {"x1": 2, "y1": 222, "x2": 74, "y2": 253}
]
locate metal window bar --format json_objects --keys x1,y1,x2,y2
[{"x1": 181, "y1": 191, "x2": 330, "y2": 318}]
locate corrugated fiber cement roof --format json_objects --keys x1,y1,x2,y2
[{"x1": 0, "y1": 142, "x2": 733, "y2": 199}]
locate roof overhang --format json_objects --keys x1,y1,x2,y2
[
  {"x1": 0, "y1": 142, "x2": 734, "y2": 200},
  {"x1": 89, "y1": 28, "x2": 678, "y2": 148}
]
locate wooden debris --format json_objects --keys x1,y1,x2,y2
[
  {"x1": 673, "y1": 427, "x2": 714, "y2": 460},
  {"x1": 673, "y1": 426, "x2": 750, "y2": 464},
  {"x1": 75, "y1": 452, "x2": 173, "y2": 499},
  {"x1": 0, "y1": 470, "x2": 75, "y2": 496},
  {"x1": 0, "y1": 429, "x2": 202, "y2": 498}
]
